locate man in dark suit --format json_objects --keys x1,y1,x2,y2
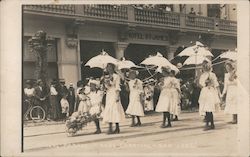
[
  {"x1": 34, "y1": 79, "x2": 50, "y2": 120},
  {"x1": 67, "y1": 83, "x2": 75, "y2": 116}
]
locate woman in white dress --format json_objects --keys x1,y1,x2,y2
[
  {"x1": 221, "y1": 61, "x2": 237, "y2": 124},
  {"x1": 102, "y1": 63, "x2": 125, "y2": 134},
  {"x1": 126, "y1": 70, "x2": 144, "y2": 127},
  {"x1": 198, "y1": 61, "x2": 221, "y2": 130},
  {"x1": 155, "y1": 67, "x2": 174, "y2": 128}
]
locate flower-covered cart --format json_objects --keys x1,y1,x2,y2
[{"x1": 65, "y1": 112, "x2": 101, "y2": 136}]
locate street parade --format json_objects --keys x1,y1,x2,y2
[{"x1": 23, "y1": 41, "x2": 238, "y2": 136}]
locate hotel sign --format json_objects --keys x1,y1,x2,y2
[{"x1": 128, "y1": 32, "x2": 168, "y2": 41}]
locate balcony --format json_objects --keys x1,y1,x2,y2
[{"x1": 23, "y1": 5, "x2": 237, "y2": 36}]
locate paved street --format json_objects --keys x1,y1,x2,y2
[{"x1": 23, "y1": 111, "x2": 238, "y2": 156}]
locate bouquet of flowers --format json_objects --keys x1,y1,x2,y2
[{"x1": 65, "y1": 111, "x2": 100, "y2": 136}]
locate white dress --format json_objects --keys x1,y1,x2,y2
[
  {"x1": 102, "y1": 73, "x2": 125, "y2": 123},
  {"x1": 78, "y1": 93, "x2": 91, "y2": 114},
  {"x1": 169, "y1": 78, "x2": 181, "y2": 116},
  {"x1": 198, "y1": 72, "x2": 220, "y2": 116},
  {"x1": 144, "y1": 85, "x2": 154, "y2": 111},
  {"x1": 223, "y1": 73, "x2": 237, "y2": 114},
  {"x1": 88, "y1": 90, "x2": 104, "y2": 115},
  {"x1": 60, "y1": 98, "x2": 69, "y2": 114},
  {"x1": 156, "y1": 77, "x2": 180, "y2": 114},
  {"x1": 126, "y1": 79, "x2": 145, "y2": 116}
]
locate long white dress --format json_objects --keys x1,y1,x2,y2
[
  {"x1": 144, "y1": 85, "x2": 154, "y2": 111},
  {"x1": 102, "y1": 73, "x2": 125, "y2": 123},
  {"x1": 169, "y1": 78, "x2": 181, "y2": 116},
  {"x1": 198, "y1": 72, "x2": 220, "y2": 116},
  {"x1": 223, "y1": 73, "x2": 237, "y2": 114},
  {"x1": 126, "y1": 79, "x2": 145, "y2": 116},
  {"x1": 155, "y1": 77, "x2": 180, "y2": 114}
]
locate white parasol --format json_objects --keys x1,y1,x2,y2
[
  {"x1": 141, "y1": 52, "x2": 179, "y2": 73},
  {"x1": 183, "y1": 55, "x2": 211, "y2": 65},
  {"x1": 178, "y1": 41, "x2": 213, "y2": 57},
  {"x1": 219, "y1": 50, "x2": 237, "y2": 61},
  {"x1": 118, "y1": 57, "x2": 138, "y2": 70},
  {"x1": 85, "y1": 50, "x2": 118, "y2": 69}
]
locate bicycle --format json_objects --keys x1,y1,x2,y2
[{"x1": 23, "y1": 99, "x2": 46, "y2": 123}]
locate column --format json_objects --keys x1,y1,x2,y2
[
  {"x1": 167, "y1": 45, "x2": 178, "y2": 60},
  {"x1": 114, "y1": 42, "x2": 129, "y2": 60},
  {"x1": 57, "y1": 35, "x2": 80, "y2": 86}
]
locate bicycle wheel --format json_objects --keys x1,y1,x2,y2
[{"x1": 30, "y1": 106, "x2": 45, "y2": 122}]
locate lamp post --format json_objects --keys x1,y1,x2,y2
[{"x1": 28, "y1": 30, "x2": 54, "y2": 86}]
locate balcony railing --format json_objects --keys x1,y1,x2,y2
[
  {"x1": 135, "y1": 8, "x2": 180, "y2": 27},
  {"x1": 24, "y1": 5, "x2": 75, "y2": 14},
  {"x1": 218, "y1": 19, "x2": 237, "y2": 32},
  {"x1": 23, "y1": 5, "x2": 237, "y2": 35},
  {"x1": 82, "y1": 5, "x2": 128, "y2": 20},
  {"x1": 185, "y1": 14, "x2": 214, "y2": 30}
]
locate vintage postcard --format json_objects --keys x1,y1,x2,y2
[{"x1": 0, "y1": 0, "x2": 249, "y2": 156}]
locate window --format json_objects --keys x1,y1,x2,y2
[{"x1": 207, "y1": 4, "x2": 221, "y2": 18}]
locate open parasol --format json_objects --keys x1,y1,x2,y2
[
  {"x1": 85, "y1": 50, "x2": 118, "y2": 69},
  {"x1": 141, "y1": 52, "x2": 179, "y2": 73},
  {"x1": 118, "y1": 57, "x2": 138, "y2": 70},
  {"x1": 219, "y1": 50, "x2": 237, "y2": 61}
]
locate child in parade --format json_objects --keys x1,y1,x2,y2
[
  {"x1": 88, "y1": 79, "x2": 104, "y2": 134},
  {"x1": 198, "y1": 61, "x2": 221, "y2": 130},
  {"x1": 169, "y1": 70, "x2": 181, "y2": 121},
  {"x1": 155, "y1": 67, "x2": 173, "y2": 128},
  {"x1": 77, "y1": 88, "x2": 91, "y2": 115},
  {"x1": 126, "y1": 70, "x2": 145, "y2": 127},
  {"x1": 102, "y1": 63, "x2": 125, "y2": 134},
  {"x1": 221, "y1": 61, "x2": 237, "y2": 124},
  {"x1": 60, "y1": 94, "x2": 70, "y2": 121},
  {"x1": 143, "y1": 79, "x2": 155, "y2": 112}
]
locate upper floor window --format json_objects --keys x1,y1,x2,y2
[{"x1": 207, "y1": 4, "x2": 221, "y2": 18}]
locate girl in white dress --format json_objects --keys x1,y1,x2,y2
[
  {"x1": 143, "y1": 79, "x2": 154, "y2": 112},
  {"x1": 77, "y1": 88, "x2": 91, "y2": 115},
  {"x1": 198, "y1": 61, "x2": 221, "y2": 130},
  {"x1": 102, "y1": 63, "x2": 125, "y2": 134},
  {"x1": 155, "y1": 67, "x2": 174, "y2": 128},
  {"x1": 126, "y1": 70, "x2": 144, "y2": 127},
  {"x1": 221, "y1": 61, "x2": 237, "y2": 124},
  {"x1": 169, "y1": 70, "x2": 181, "y2": 121},
  {"x1": 88, "y1": 79, "x2": 104, "y2": 134}
]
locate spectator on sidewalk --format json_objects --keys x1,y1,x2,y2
[
  {"x1": 67, "y1": 83, "x2": 76, "y2": 116},
  {"x1": 50, "y1": 80, "x2": 60, "y2": 121},
  {"x1": 60, "y1": 94, "x2": 69, "y2": 122}
]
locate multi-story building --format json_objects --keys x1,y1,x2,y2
[{"x1": 23, "y1": 4, "x2": 237, "y2": 84}]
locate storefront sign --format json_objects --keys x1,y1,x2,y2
[{"x1": 128, "y1": 32, "x2": 168, "y2": 41}]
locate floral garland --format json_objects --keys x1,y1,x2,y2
[{"x1": 65, "y1": 112, "x2": 100, "y2": 136}]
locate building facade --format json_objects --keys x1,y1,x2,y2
[{"x1": 23, "y1": 4, "x2": 237, "y2": 84}]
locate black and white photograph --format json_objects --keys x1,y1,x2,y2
[{"x1": 1, "y1": 1, "x2": 250, "y2": 157}]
